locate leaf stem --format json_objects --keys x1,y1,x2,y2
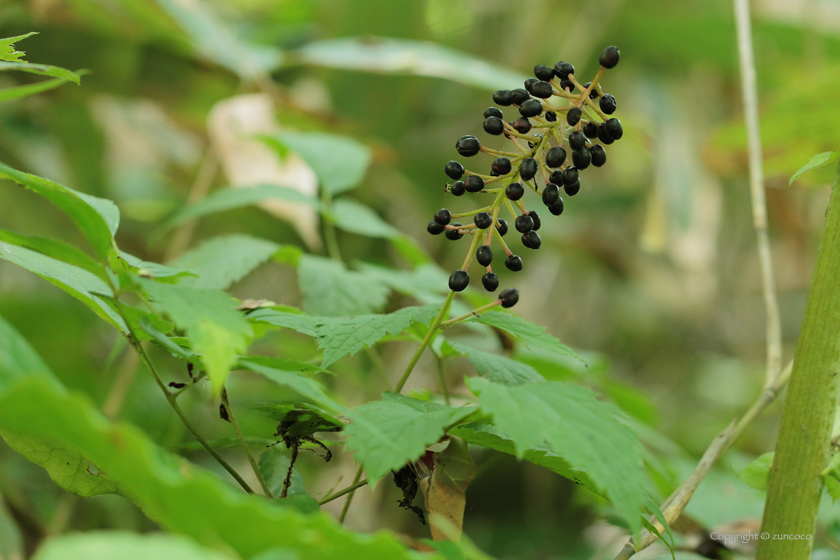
[
  {"x1": 338, "y1": 464, "x2": 364, "y2": 524},
  {"x1": 394, "y1": 290, "x2": 456, "y2": 394},
  {"x1": 319, "y1": 477, "x2": 369, "y2": 505},
  {"x1": 221, "y1": 388, "x2": 273, "y2": 497}
]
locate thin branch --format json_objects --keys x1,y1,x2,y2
[
  {"x1": 319, "y1": 478, "x2": 369, "y2": 505},
  {"x1": 221, "y1": 388, "x2": 273, "y2": 497},
  {"x1": 734, "y1": 0, "x2": 783, "y2": 386},
  {"x1": 338, "y1": 465, "x2": 365, "y2": 525},
  {"x1": 163, "y1": 151, "x2": 219, "y2": 261}
]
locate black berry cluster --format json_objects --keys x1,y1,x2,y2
[{"x1": 429, "y1": 46, "x2": 623, "y2": 306}]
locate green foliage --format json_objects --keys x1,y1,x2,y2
[
  {"x1": 344, "y1": 392, "x2": 478, "y2": 483},
  {"x1": 32, "y1": 532, "x2": 241, "y2": 560},
  {"x1": 298, "y1": 255, "x2": 390, "y2": 316},
  {"x1": 468, "y1": 378, "x2": 650, "y2": 533},
  {"x1": 259, "y1": 446, "x2": 310, "y2": 499},
  {"x1": 790, "y1": 151, "x2": 840, "y2": 185},
  {"x1": 0, "y1": 33, "x2": 36, "y2": 62},
  {"x1": 738, "y1": 452, "x2": 774, "y2": 491},
  {"x1": 330, "y1": 197, "x2": 401, "y2": 238},
  {"x1": 238, "y1": 359, "x2": 344, "y2": 414},
  {"x1": 173, "y1": 234, "x2": 281, "y2": 290},
  {"x1": 442, "y1": 340, "x2": 544, "y2": 386},
  {"x1": 471, "y1": 312, "x2": 581, "y2": 361}
]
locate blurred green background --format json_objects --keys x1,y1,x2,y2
[{"x1": 1, "y1": 0, "x2": 839, "y2": 558}]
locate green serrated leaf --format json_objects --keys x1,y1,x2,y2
[
  {"x1": 0, "y1": 33, "x2": 37, "y2": 62},
  {"x1": 298, "y1": 255, "x2": 389, "y2": 316},
  {"x1": 316, "y1": 304, "x2": 440, "y2": 368},
  {"x1": 173, "y1": 234, "x2": 280, "y2": 290},
  {"x1": 356, "y1": 262, "x2": 449, "y2": 299},
  {"x1": 824, "y1": 474, "x2": 840, "y2": 502},
  {"x1": 0, "y1": 61, "x2": 80, "y2": 83},
  {"x1": 444, "y1": 340, "x2": 544, "y2": 386},
  {"x1": 139, "y1": 280, "x2": 252, "y2": 394},
  {"x1": 265, "y1": 132, "x2": 371, "y2": 195},
  {"x1": 0, "y1": 229, "x2": 108, "y2": 281},
  {"x1": 161, "y1": 184, "x2": 320, "y2": 231},
  {"x1": 738, "y1": 452, "x2": 773, "y2": 491},
  {"x1": 344, "y1": 393, "x2": 477, "y2": 483},
  {"x1": 789, "y1": 151, "x2": 840, "y2": 185},
  {"x1": 239, "y1": 356, "x2": 328, "y2": 375},
  {"x1": 468, "y1": 377, "x2": 649, "y2": 533},
  {"x1": 329, "y1": 198, "x2": 400, "y2": 238},
  {"x1": 238, "y1": 360, "x2": 344, "y2": 414},
  {"x1": 247, "y1": 308, "x2": 321, "y2": 337},
  {"x1": 32, "y1": 532, "x2": 240, "y2": 560},
  {"x1": 0, "y1": 162, "x2": 118, "y2": 258},
  {"x1": 473, "y1": 311, "x2": 581, "y2": 362}
]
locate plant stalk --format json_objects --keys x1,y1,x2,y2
[{"x1": 221, "y1": 388, "x2": 273, "y2": 497}]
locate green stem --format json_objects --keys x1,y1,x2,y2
[
  {"x1": 319, "y1": 477, "x2": 368, "y2": 505},
  {"x1": 755, "y1": 161, "x2": 840, "y2": 560},
  {"x1": 394, "y1": 290, "x2": 456, "y2": 394},
  {"x1": 338, "y1": 465, "x2": 364, "y2": 525},
  {"x1": 321, "y1": 189, "x2": 344, "y2": 264},
  {"x1": 221, "y1": 389, "x2": 273, "y2": 497}
]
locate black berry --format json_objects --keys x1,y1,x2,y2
[
  {"x1": 599, "y1": 46, "x2": 620, "y2": 69},
  {"x1": 583, "y1": 122, "x2": 599, "y2": 139},
  {"x1": 599, "y1": 94, "x2": 617, "y2": 115},
  {"x1": 605, "y1": 118, "x2": 623, "y2": 140},
  {"x1": 564, "y1": 180, "x2": 581, "y2": 196},
  {"x1": 546, "y1": 146, "x2": 567, "y2": 168},
  {"x1": 520, "y1": 158, "x2": 538, "y2": 181},
  {"x1": 450, "y1": 181, "x2": 465, "y2": 196},
  {"x1": 562, "y1": 167, "x2": 579, "y2": 185},
  {"x1": 549, "y1": 199, "x2": 565, "y2": 215},
  {"x1": 545, "y1": 111, "x2": 557, "y2": 122},
  {"x1": 582, "y1": 82, "x2": 599, "y2": 99},
  {"x1": 515, "y1": 214, "x2": 534, "y2": 233},
  {"x1": 505, "y1": 255, "x2": 523, "y2": 271},
  {"x1": 496, "y1": 219, "x2": 509, "y2": 236},
  {"x1": 510, "y1": 88, "x2": 530, "y2": 105},
  {"x1": 449, "y1": 270, "x2": 470, "y2": 292},
  {"x1": 445, "y1": 161, "x2": 464, "y2": 180},
  {"x1": 519, "y1": 99, "x2": 543, "y2": 118},
  {"x1": 569, "y1": 130, "x2": 586, "y2": 151},
  {"x1": 523, "y1": 230, "x2": 541, "y2": 249},
  {"x1": 492, "y1": 157, "x2": 512, "y2": 175},
  {"x1": 511, "y1": 117, "x2": 531, "y2": 134},
  {"x1": 483, "y1": 116, "x2": 505, "y2": 135},
  {"x1": 559, "y1": 79, "x2": 575, "y2": 92},
  {"x1": 484, "y1": 107, "x2": 504, "y2": 119},
  {"x1": 529, "y1": 210, "x2": 541, "y2": 230},
  {"x1": 427, "y1": 220, "x2": 444, "y2": 235},
  {"x1": 597, "y1": 124, "x2": 615, "y2": 145},
  {"x1": 482, "y1": 272, "x2": 499, "y2": 292},
  {"x1": 500, "y1": 288, "x2": 519, "y2": 308},
  {"x1": 542, "y1": 183, "x2": 561, "y2": 207},
  {"x1": 590, "y1": 145, "x2": 607, "y2": 167},
  {"x1": 528, "y1": 81, "x2": 553, "y2": 99},
  {"x1": 572, "y1": 147, "x2": 591, "y2": 170},
  {"x1": 445, "y1": 223, "x2": 464, "y2": 240},
  {"x1": 456, "y1": 135, "x2": 480, "y2": 157},
  {"x1": 549, "y1": 170, "x2": 564, "y2": 185},
  {"x1": 567, "y1": 107, "x2": 582, "y2": 126},
  {"x1": 553, "y1": 61, "x2": 574, "y2": 78},
  {"x1": 464, "y1": 176, "x2": 484, "y2": 193},
  {"x1": 474, "y1": 212, "x2": 493, "y2": 229},
  {"x1": 534, "y1": 64, "x2": 555, "y2": 81},
  {"x1": 476, "y1": 245, "x2": 493, "y2": 266},
  {"x1": 493, "y1": 89, "x2": 512, "y2": 106},
  {"x1": 434, "y1": 208, "x2": 451, "y2": 225},
  {"x1": 524, "y1": 78, "x2": 539, "y2": 92},
  {"x1": 505, "y1": 182, "x2": 525, "y2": 200}
]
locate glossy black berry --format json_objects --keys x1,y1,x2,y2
[
  {"x1": 523, "y1": 230, "x2": 541, "y2": 249},
  {"x1": 583, "y1": 122, "x2": 599, "y2": 139},
  {"x1": 549, "y1": 198, "x2": 565, "y2": 215},
  {"x1": 449, "y1": 270, "x2": 470, "y2": 292},
  {"x1": 562, "y1": 167, "x2": 579, "y2": 185},
  {"x1": 483, "y1": 116, "x2": 505, "y2": 135},
  {"x1": 549, "y1": 170, "x2": 564, "y2": 185},
  {"x1": 599, "y1": 45, "x2": 620, "y2": 69},
  {"x1": 427, "y1": 220, "x2": 444, "y2": 235},
  {"x1": 484, "y1": 107, "x2": 504, "y2": 119},
  {"x1": 553, "y1": 61, "x2": 574, "y2": 78},
  {"x1": 597, "y1": 124, "x2": 615, "y2": 145},
  {"x1": 445, "y1": 223, "x2": 464, "y2": 240},
  {"x1": 599, "y1": 94, "x2": 617, "y2": 115},
  {"x1": 546, "y1": 146, "x2": 567, "y2": 168},
  {"x1": 519, "y1": 99, "x2": 543, "y2": 118},
  {"x1": 605, "y1": 118, "x2": 623, "y2": 140},
  {"x1": 529, "y1": 210, "x2": 541, "y2": 231},
  {"x1": 476, "y1": 245, "x2": 493, "y2": 266},
  {"x1": 567, "y1": 107, "x2": 582, "y2": 126},
  {"x1": 590, "y1": 145, "x2": 607, "y2": 167},
  {"x1": 545, "y1": 111, "x2": 557, "y2": 122},
  {"x1": 434, "y1": 208, "x2": 451, "y2": 225},
  {"x1": 534, "y1": 64, "x2": 555, "y2": 81},
  {"x1": 511, "y1": 117, "x2": 531, "y2": 134},
  {"x1": 559, "y1": 79, "x2": 575, "y2": 92},
  {"x1": 510, "y1": 88, "x2": 530, "y2": 105},
  {"x1": 474, "y1": 212, "x2": 493, "y2": 229},
  {"x1": 456, "y1": 135, "x2": 480, "y2": 157},
  {"x1": 572, "y1": 147, "x2": 591, "y2": 170},
  {"x1": 528, "y1": 81, "x2": 553, "y2": 99},
  {"x1": 492, "y1": 157, "x2": 512, "y2": 175},
  {"x1": 564, "y1": 180, "x2": 581, "y2": 196},
  {"x1": 493, "y1": 89, "x2": 512, "y2": 106},
  {"x1": 515, "y1": 214, "x2": 534, "y2": 233},
  {"x1": 505, "y1": 255, "x2": 523, "y2": 271},
  {"x1": 505, "y1": 182, "x2": 525, "y2": 201},
  {"x1": 520, "y1": 158, "x2": 538, "y2": 181},
  {"x1": 496, "y1": 218, "x2": 509, "y2": 236},
  {"x1": 569, "y1": 130, "x2": 586, "y2": 151},
  {"x1": 542, "y1": 183, "x2": 561, "y2": 207},
  {"x1": 524, "y1": 78, "x2": 539, "y2": 92},
  {"x1": 582, "y1": 82, "x2": 599, "y2": 99},
  {"x1": 500, "y1": 288, "x2": 519, "y2": 308},
  {"x1": 450, "y1": 181, "x2": 465, "y2": 196},
  {"x1": 482, "y1": 272, "x2": 499, "y2": 292},
  {"x1": 444, "y1": 161, "x2": 464, "y2": 180},
  {"x1": 464, "y1": 176, "x2": 484, "y2": 193}
]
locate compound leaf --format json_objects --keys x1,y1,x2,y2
[{"x1": 173, "y1": 234, "x2": 281, "y2": 290}]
